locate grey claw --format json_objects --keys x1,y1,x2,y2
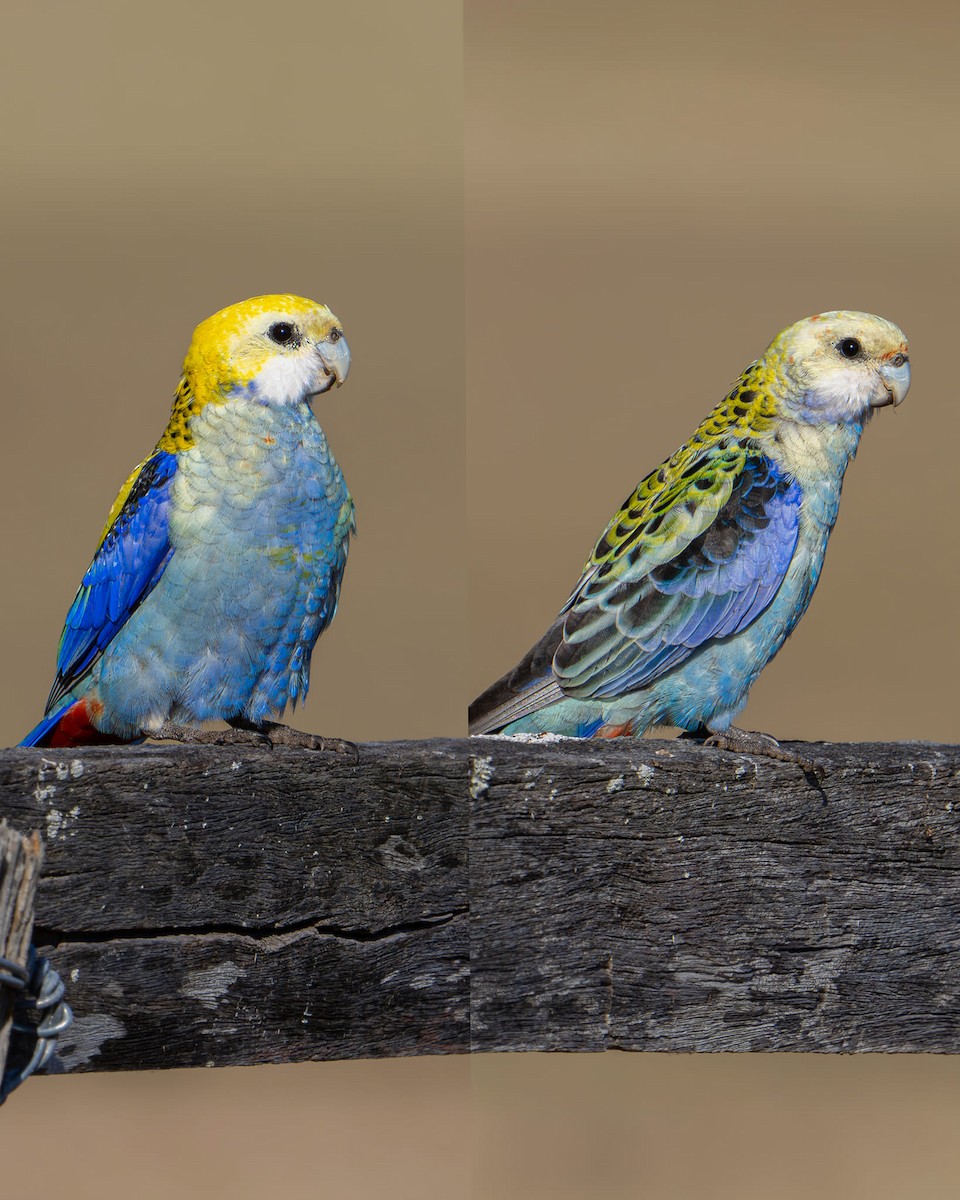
[{"x1": 702, "y1": 726, "x2": 824, "y2": 783}]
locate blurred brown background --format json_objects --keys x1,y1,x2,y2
[
  {"x1": 0, "y1": 1, "x2": 469, "y2": 1195},
  {"x1": 467, "y1": 0, "x2": 960, "y2": 1197}
]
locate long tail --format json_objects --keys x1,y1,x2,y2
[
  {"x1": 469, "y1": 618, "x2": 567, "y2": 734},
  {"x1": 20, "y1": 698, "x2": 130, "y2": 748}
]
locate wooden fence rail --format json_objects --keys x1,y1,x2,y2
[
  {"x1": 471, "y1": 737, "x2": 960, "y2": 1054},
  {"x1": 0, "y1": 742, "x2": 469, "y2": 1072},
  {"x1": 0, "y1": 737, "x2": 958, "y2": 1072}
]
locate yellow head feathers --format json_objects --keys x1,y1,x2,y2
[
  {"x1": 185, "y1": 294, "x2": 348, "y2": 402},
  {"x1": 158, "y1": 295, "x2": 350, "y2": 453}
]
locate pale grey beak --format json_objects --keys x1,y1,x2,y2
[
  {"x1": 318, "y1": 334, "x2": 351, "y2": 390},
  {"x1": 877, "y1": 357, "x2": 910, "y2": 407}
]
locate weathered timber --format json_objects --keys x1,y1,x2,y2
[
  {"x1": 470, "y1": 737, "x2": 960, "y2": 1053},
  {"x1": 0, "y1": 742, "x2": 468, "y2": 1072},
  {"x1": 0, "y1": 822, "x2": 43, "y2": 1076},
  {"x1": 1, "y1": 738, "x2": 959, "y2": 1070}
]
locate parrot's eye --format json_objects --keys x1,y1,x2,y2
[
  {"x1": 327, "y1": 328, "x2": 342, "y2": 343},
  {"x1": 268, "y1": 322, "x2": 298, "y2": 346},
  {"x1": 837, "y1": 338, "x2": 862, "y2": 359}
]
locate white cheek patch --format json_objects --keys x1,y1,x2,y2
[
  {"x1": 252, "y1": 351, "x2": 322, "y2": 406},
  {"x1": 806, "y1": 366, "x2": 878, "y2": 422}
]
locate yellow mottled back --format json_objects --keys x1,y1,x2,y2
[
  {"x1": 156, "y1": 378, "x2": 198, "y2": 453},
  {"x1": 581, "y1": 358, "x2": 783, "y2": 590}
]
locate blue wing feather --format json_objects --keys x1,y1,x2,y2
[
  {"x1": 557, "y1": 454, "x2": 802, "y2": 700},
  {"x1": 46, "y1": 451, "x2": 177, "y2": 711}
]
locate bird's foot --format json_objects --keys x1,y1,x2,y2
[
  {"x1": 147, "y1": 722, "x2": 270, "y2": 747},
  {"x1": 228, "y1": 719, "x2": 359, "y2": 762},
  {"x1": 147, "y1": 721, "x2": 358, "y2": 762},
  {"x1": 697, "y1": 726, "x2": 824, "y2": 783}
]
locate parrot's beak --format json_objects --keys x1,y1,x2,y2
[
  {"x1": 316, "y1": 334, "x2": 351, "y2": 392},
  {"x1": 876, "y1": 356, "x2": 910, "y2": 408}
]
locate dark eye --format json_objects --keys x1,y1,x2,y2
[
  {"x1": 838, "y1": 337, "x2": 861, "y2": 359},
  {"x1": 327, "y1": 328, "x2": 342, "y2": 343},
  {"x1": 268, "y1": 322, "x2": 297, "y2": 345}
]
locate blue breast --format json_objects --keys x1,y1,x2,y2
[{"x1": 94, "y1": 397, "x2": 352, "y2": 732}]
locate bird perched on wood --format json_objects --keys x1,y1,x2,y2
[
  {"x1": 21, "y1": 294, "x2": 355, "y2": 750},
  {"x1": 470, "y1": 311, "x2": 910, "y2": 765}
]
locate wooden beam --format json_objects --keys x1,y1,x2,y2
[
  {"x1": 1, "y1": 737, "x2": 959, "y2": 1070},
  {"x1": 0, "y1": 742, "x2": 468, "y2": 1071},
  {"x1": 470, "y1": 737, "x2": 960, "y2": 1053}
]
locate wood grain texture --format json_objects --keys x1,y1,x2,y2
[
  {"x1": 2, "y1": 738, "x2": 959, "y2": 1070},
  {"x1": 0, "y1": 742, "x2": 468, "y2": 1071},
  {"x1": 470, "y1": 737, "x2": 960, "y2": 1053}
]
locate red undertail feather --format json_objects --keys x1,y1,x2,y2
[
  {"x1": 44, "y1": 699, "x2": 130, "y2": 748},
  {"x1": 594, "y1": 721, "x2": 635, "y2": 739}
]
